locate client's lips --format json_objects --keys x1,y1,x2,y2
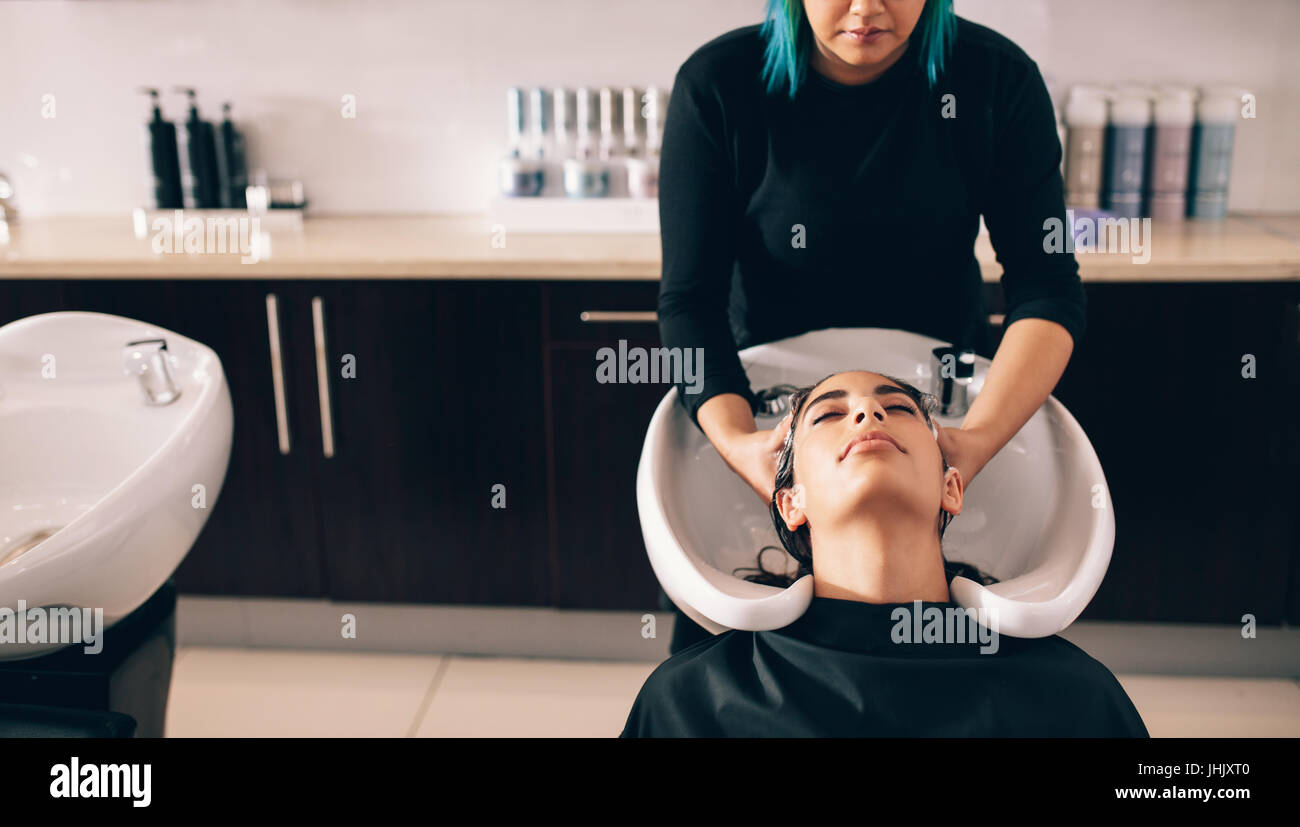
[{"x1": 841, "y1": 431, "x2": 902, "y2": 460}]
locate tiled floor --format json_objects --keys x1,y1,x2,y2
[
  {"x1": 164, "y1": 646, "x2": 657, "y2": 737},
  {"x1": 1114, "y1": 675, "x2": 1300, "y2": 738},
  {"x1": 163, "y1": 645, "x2": 1300, "y2": 737}
]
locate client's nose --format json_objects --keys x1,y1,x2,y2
[{"x1": 852, "y1": 398, "x2": 885, "y2": 424}]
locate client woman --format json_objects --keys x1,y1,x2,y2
[{"x1": 621, "y1": 370, "x2": 1147, "y2": 738}]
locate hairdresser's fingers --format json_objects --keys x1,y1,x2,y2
[{"x1": 768, "y1": 412, "x2": 792, "y2": 450}]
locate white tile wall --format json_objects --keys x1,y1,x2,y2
[{"x1": 1, "y1": 0, "x2": 1295, "y2": 216}]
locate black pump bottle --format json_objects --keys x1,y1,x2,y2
[
  {"x1": 140, "y1": 88, "x2": 183, "y2": 209},
  {"x1": 218, "y1": 103, "x2": 248, "y2": 209},
  {"x1": 175, "y1": 87, "x2": 221, "y2": 208}
]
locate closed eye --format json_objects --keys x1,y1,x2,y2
[{"x1": 812, "y1": 403, "x2": 916, "y2": 424}]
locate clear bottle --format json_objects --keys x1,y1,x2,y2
[
  {"x1": 563, "y1": 87, "x2": 610, "y2": 198},
  {"x1": 626, "y1": 86, "x2": 664, "y2": 199},
  {"x1": 550, "y1": 87, "x2": 577, "y2": 199},
  {"x1": 497, "y1": 87, "x2": 544, "y2": 197},
  {"x1": 598, "y1": 87, "x2": 625, "y2": 195}
]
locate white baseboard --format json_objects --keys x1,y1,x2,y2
[{"x1": 176, "y1": 595, "x2": 1300, "y2": 677}]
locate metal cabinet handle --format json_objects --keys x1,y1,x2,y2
[
  {"x1": 312, "y1": 296, "x2": 335, "y2": 459},
  {"x1": 580, "y1": 308, "x2": 999, "y2": 326},
  {"x1": 578, "y1": 310, "x2": 658, "y2": 323},
  {"x1": 265, "y1": 293, "x2": 291, "y2": 455}
]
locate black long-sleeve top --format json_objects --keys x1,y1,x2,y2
[{"x1": 657, "y1": 17, "x2": 1086, "y2": 427}]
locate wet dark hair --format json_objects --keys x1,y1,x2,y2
[{"x1": 733, "y1": 371, "x2": 997, "y2": 589}]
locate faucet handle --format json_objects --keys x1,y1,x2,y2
[
  {"x1": 125, "y1": 337, "x2": 166, "y2": 351},
  {"x1": 123, "y1": 338, "x2": 182, "y2": 406}
]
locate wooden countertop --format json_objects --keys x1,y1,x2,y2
[{"x1": 1, "y1": 213, "x2": 1298, "y2": 282}]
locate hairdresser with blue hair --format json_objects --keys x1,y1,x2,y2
[{"x1": 657, "y1": 0, "x2": 1085, "y2": 653}]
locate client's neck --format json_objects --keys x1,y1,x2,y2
[{"x1": 809, "y1": 517, "x2": 951, "y2": 604}]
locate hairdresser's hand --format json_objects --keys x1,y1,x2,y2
[
  {"x1": 935, "y1": 424, "x2": 997, "y2": 488},
  {"x1": 718, "y1": 411, "x2": 791, "y2": 504}
]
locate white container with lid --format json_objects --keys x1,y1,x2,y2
[
  {"x1": 1106, "y1": 85, "x2": 1153, "y2": 126},
  {"x1": 1152, "y1": 85, "x2": 1196, "y2": 126},
  {"x1": 1196, "y1": 85, "x2": 1249, "y2": 124},
  {"x1": 1064, "y1": 85, "x2": 1108, "y2": 127}
]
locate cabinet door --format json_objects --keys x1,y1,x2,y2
[
  {"x1": 1284, "y1": 290, "x2": 1300, "y2": 624},
  {"x1": 63, "y1": 281, "x2": 326, "y2": 597},
  {"x1": 1056, "y1": 282, "x2": 1297, "y2": 625},
  {"x1": 545, "y1": 283, "x2": 664, "y2": 611},
  {"x1": 310, "y1": 281, "x2": 550, "y2": 605},
  {"x1": 0, "y1": 281, "x2": 67, "y2": 326}
]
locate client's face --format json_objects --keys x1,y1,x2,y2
[{"x1": 776, "y1": 371, "x2": 961, "y2": 536}]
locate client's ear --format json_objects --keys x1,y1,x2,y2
[
  {"x1": 941, "y1": 466, "x2": 964, "y2": 517},
  {"x1": 776, "y1": 483, "x2": 808, "y2": 531}
]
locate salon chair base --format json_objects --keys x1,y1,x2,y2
[{"x1": 0, "y1": 579, "x2": 176, "y2": 738}]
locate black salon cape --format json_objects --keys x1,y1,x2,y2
[{"x1": 620, "y1": 598, "x2": 1148, "y2": 738}]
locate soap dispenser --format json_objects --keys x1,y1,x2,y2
[
  {"x1": 218, "y1": 103, "x2": 248, "y2": 209},
  {"x1": 140, "y1": 88, "x2": 184, "y2": 209},
  {"x1": 174, "y1": 87, "x2": 221, "y2": 208}
]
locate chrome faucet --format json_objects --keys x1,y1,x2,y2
[
  {"x1": 752, "y1": 383, "x2": 801, "y2": 419},
  {"x1": 929, "y1": 346, "x2": 975, "y2": 418},
  {"x1": 0, "y1": 170, "x2": 16, "y2": 221},
  {"x1": 0, "y1": 170, "x2": 15, "y2": 243},
  {"x1": 123, "y1": 338, "x2": 182, "y2": 405}
]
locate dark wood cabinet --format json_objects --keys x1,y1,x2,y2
[
  {"x1": 3, "y1": 276, "x2": 1294, "y2": 623},
  {"x1": 310, "y1": 281, "x2": 550, "y2": 605},
  {"x1": 48, "y1": 280, "x2": 552, "y2": 606},
  {"x1": 0, "y1": 281, "x2": 67, "y2": 325},
  {"x1": 1056, "y1": 282, "x2": 1300, "y2": 625},
  {"x1": 544, "y1": 283, "x2": 665, "y2": 611}
]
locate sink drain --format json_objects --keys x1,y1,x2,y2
[{"x1": 0, "y1": 530, "x2": 56, "y2": 567}]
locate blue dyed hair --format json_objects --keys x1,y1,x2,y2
[{"x1": 759, "y1": 0, "x2": 956, "y2": 98}]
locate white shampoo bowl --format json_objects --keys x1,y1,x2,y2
[
  {"x1": 636, "y1": 327, "x2": 1114, "y2": 639},
  {"x1": 0, "y1": 312, "x2": 233, "y2": 659}
]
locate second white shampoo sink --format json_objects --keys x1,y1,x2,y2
[
  {"x1": 637, "y1": 327, "x2": 1115, "y2": 639},
  {"x1": 0, "y1": 312, "x2": 233, "y2": 660}
]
